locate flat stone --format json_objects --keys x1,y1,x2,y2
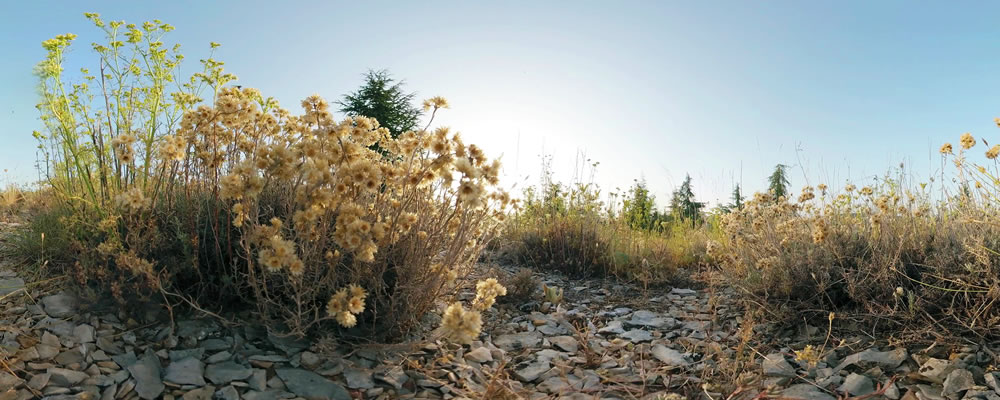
[
  {"x1": 620, "y1": 330, "x2": 653, "y2": 343},
  {"x1": 834, "y1": 348, "x2": 908, "y2": 372},
  {"x1": 205, "y1": 351, "x2": 232, "y2": 364},
  {"x1": 96, "y1": 336, "x2": 124, "y2": 355},
  {"x1": 0, "y1": 277, "x2": 25, "y2": 297},
  {"x1": 249, "y1": 369, "x2": 267, "y2": 391},
  {"x1": 987, "y1": 372, "x2": 1000, "y2": 394},
  {"x1": 0, "y1": 373, "x2": 22, "y2": 389},
  {"x1": 493, "y1": 332, "x2": 542, "y2": 352},
  {"x1": 205, "y1": 361, "x2": 252, "y2": 385},
  {"x1": 375, "y1": 367, "x2": 408, "y2": 390},
  {"x1": 175, "y1": 320, "x2": 218, "y2": 341},
  {"x1": 597, "y1": 320, "x2": 625, "y2": 335},
  {"x1": 36, "y1": 344, "x2": 59, "y2": 360},
  {"x1": 164, "y1": 357, "x2": 206, "y2": 386},
  {"x1": 180, "y1": 386, "x2": 216, "y2": 400},
  {"x1": 47, "y1": 368, "x2": 88, "y2": 387},
  {"x1": 464, "y1": 347, "x2": 493, "y2": 363},
  {"x1": 514, "y1": 360, "x2": 550, "y2": 382},
  {"x1": 27, "y1": 373, "x2": 49, "y2": 390},
  {"x1": 127, "y1": 352, "x2": 164, "y2": 399},
  {"x1": 780, "y1": 384, "x2": 837, "y2": 400},
  {"x1": 40, "y1": 293, "x2": 77, "y2": 318},
  {"x1": 537, "y1": 376, "x2": 570, "y2": 394},
  {"x1": 267, "y1": 333, "x2": 309, "y2": 355},
  {"x1": 838, "y1": 373, "x2": 874, "y2": 396},
  {"x1": 275, "y1": 368, "x2": 351, "y2": 400},
  {"x1": 54, "y1": 350, "x2": 84, "y2": 366},
  {"x1": 762, "y1": 353, "x2": 797, "y2": 377},
  {"x1": 918, "y1": 358, "x2": 954, "y2": 383},
  {"x1": 343, "y1": 368, "x2": 374, "y2": 390},
  {"x1": 941, "y1": 369, "x2": 974, "y2": 397},
  {"x1": 651, "y1": 345, "x2": 688, "y2": 367},
  {"x1": 200, "y1": 339, "x2": 230, "y2": 352},
  {"x1": 626, "y1": 310, "x2": 676, "y2": 329},
  {"x1": 169, "y1": 348, "x2": 205, "y2": 361},
  {"x1": 110, "y1": 352, "x2": 137, "y2": 370},
  {"x1": 548, "y1": 336, "x2": 578, "y2": 353},
  {"x1": 242, "y1": 390, "x2": 295, "y2": 400},
  {"x1": 536, "y1": 323, "x2": 568, "y2": 336},
  {"x1": 73, "y1": 325, "x2": 96, "y2": 344},
  {"x1": 670, "y1": 288, "x2": 697, "y2": 296},
  {"x1": 215, "y1": 386, "x2": 239, "y2": 400},
  {"x1": 298, "y1": 352, "x2": 321, "y2": 370}
]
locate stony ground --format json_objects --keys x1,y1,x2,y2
[{"x1": 1, "y1": 239, "x2": 1000, "y2": 399}]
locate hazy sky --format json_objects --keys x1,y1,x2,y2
[{"x1": 3, "y1": 1, "x2": 1000, "y2": 207}]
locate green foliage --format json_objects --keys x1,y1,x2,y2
[
  {"x1": 338, "y1": 69, "x2": 423, "y2": 138},
  {"x1": 767, "y1": 164, "x2": 790, "y2": 200}
]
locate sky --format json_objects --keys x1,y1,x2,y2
[{"x1": 3, "y1": 1, "x2": 1000, "y2": 208}]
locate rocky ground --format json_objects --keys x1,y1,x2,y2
[{"x1": 1, "y1": 244, "x2": 1000, "y2": 399}]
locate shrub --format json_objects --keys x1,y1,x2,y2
[
  {"x1": 498, "y1": 268, "x2": 539, "y2": 304},
  {"x1": 503, "y1": 162, "x2": 708, "y2": 282},
  {"x1": 716, "y1": 148, "x2": 1000, "y2": 337},
  {"x1": 25, "y1": 14, "x2": 511, "y2": 341}
]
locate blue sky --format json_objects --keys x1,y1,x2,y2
[{"x1": 3, "y1": 1, "x2": 1000, "y2": 207}]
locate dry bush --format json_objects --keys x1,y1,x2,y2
[
  {"x1": 715, "y1": 146, "x2": 1000, "y2": 337},
  {"x1": 23, "y1": 14, "x2": 510, "y2": 341},
  {"x1": 0, "y1": 184, "x2": 24, "y2": 220},
  {"x1": 498, "y1": 267, "x2": 539, "y2": 304}
]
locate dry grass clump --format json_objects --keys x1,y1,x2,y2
[
  {"x1": 715, "y1": 143, "x2": 1000, "y2": 337},
  {"x1": 20, "y1": 14, "x2": 511, "y2": 340}
]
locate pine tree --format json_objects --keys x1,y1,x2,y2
[
  {"x1": 623, "y1": 179, "x2": 656, "y2": 230},
  {"x1": 768, "y1": 164, "x2": 790, "y2": 201},
  {"x1": 338, "y1": 70, "x2": 422, "y2": 139},
  {"x1": 670, "y1": 174, "x2": 705, "y2": 227},
  {"x1": 730, "y1": 184, "x2": 744, "y2": 211}
]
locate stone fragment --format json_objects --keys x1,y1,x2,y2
[
  {"x1": 464, "y1": 347, "x2": 493, "y2": 363},
  {"x1": 164, "y1": 357, "x2": 206, "y2": 386},
  {"x1": 514, "y1": 360, "x2": 550, "y2": 382},
  {"x1": 941, "y1": 369, "x2": 974, "y2": 397},
  {"x1": 205, "y1": 361, "x2": 252, "y2": 385},
  {"x1": 780, "y1": 384, "x2": 837, "y2": 400},
  {"x1": 275, "y1": 368, "x2": 351, "y2": 400},
  {"x1": 127, "y1": 352, "x2": 165, "y2": 399},
  {"x1": 343, "y1": 367, "x2": 374, "y2": 390},
  {"x1": 762, "y1": 353, "x2": 797, "y2": 377},
  {"x1": 834, "y1": 348, "x2": 908, "y2": 372},
  {"x1": 0, "y1": 277, "x2": 25, "y2": 297},
  {"x1": 651, "y1": 345, "x2": 688, "y2": 367},
  {"x1": 597, "y1": 320, "x2": 625, "y2": 335},
  {"x1": 74, "y1": 325, "x2": 96, "y2": 344},
  {"x1": 620, "y1": 329, "x2": 653, "y2": 343},
  {"x1": 47, "y1": 368, "x2": 88, "y2": 387},
  {"x1": 493, "y1": 332, "x2": 542, "y2": 352},
  {"x1": 838, "y1": 373, "x2": 874, "y2": 396},
  {"x1": 40, "y1": 293, "x2": 77, "y2": 318}
]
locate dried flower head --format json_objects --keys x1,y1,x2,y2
[
  {"x1": 987, "y1": 145, "x2": 1000, "y2": 160},
  {"x1": 439, "y1": 302, "x2": 482, "y2": 344},
  {"x1": 422, "y1": 96, "x2": 450, "y2": 111},
  {"x1": 473, "y1": 278, "x2": 507, "y2": 310},
  {"x1": 961, "y1": 132, "x2": 976, "y2": 150}
]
